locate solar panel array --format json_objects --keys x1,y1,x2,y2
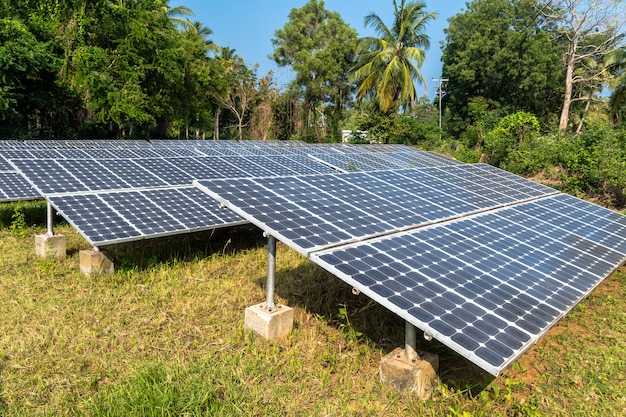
[
  {"x1": 0, "y1": 139, "x2": 457, "y2": 246},
  {"x1": 3, "y1": 139, "x2": 625, "y2": 378},
  {"x1": 195, "y1": 166, "x2": 626, "y2": 376}
]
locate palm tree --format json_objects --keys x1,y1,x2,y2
[
  {"x1": 162, "y1": 3, "x2": 196, "y2": 32},
  {"x1": 350, "y1": 0, "x2": 436, "y2": 113},
  {"x1": 193, "y1": 21, "x2": 220, "y2": 54}
]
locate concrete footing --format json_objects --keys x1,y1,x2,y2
[
  {"x1": 79, "y1": 249, "x2": 114, "y2": 275},
  {"x1": 244, "y1": 303, "x2": 294, "y2": 342},
  {"x1": 379, "y1": 347, "x2": 439, "y2": 400},
  {"x1": 35, "y1": 234, "x2": 66, "y2": 259}
]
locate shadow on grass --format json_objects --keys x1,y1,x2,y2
[
  {"x1": 100, "y1": 225, "x2": 266, "y2": 272},
  {"x1": 46, "y1": 219, "x2": 494, "y2": 393},
  {"x1": 0, "y1": 199, "x2": 49, "y2": 228},
  {"x1": 258, "y1": 260, "x2": 495, "y2": 394}
]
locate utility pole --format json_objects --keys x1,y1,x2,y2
[{"x1": 432, "y1": 78, "x2": 449, "y2": 139}]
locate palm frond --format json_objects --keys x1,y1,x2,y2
[{"x1": 351, "y1": 0, "x2": 435, "y2": 112}]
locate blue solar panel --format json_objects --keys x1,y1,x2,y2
[
  {"x1": 311, "y1": 195, "x2": 626, "y2": 375},
  {"x1": 196, "y1": 165, "x2": 557, "y2": 256},
  {"x1": 0, "y1": 172, "x2": 39, "y2": 202},
  {"x1": 9, "y1": 159, "x2": 88, "y2": 194},
  {"x1": 48, "y1": 187, "x2": 246, "y2": 246}
]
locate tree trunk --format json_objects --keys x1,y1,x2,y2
[
  {"x1": 311, "y1": 102, "x2": 321, "y2": 143},
  {"x1": 559, "y1": 55, "x2": 575, "y2": 133},
  {"x1": 213, "y1": 107, "x2": 221, "y2": 140},
  {"x1": 237, "y1": 115, "x2": 244, "y2": 141},
  {"x1": 575, "y1": 90, "x2": 594, "y2": 134}
]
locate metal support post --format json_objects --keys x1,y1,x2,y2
[
  {"x1": 46, "y1": 201, "x2": 54, "y2": 236},
  {"x1": 405, "y1": 321, "x2": 420, "y2": 361},
  {"x1": 265, "y1": 234, "x2": 276, "y2": 311}
]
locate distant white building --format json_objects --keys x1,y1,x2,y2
[{"x1": 341, "y1": 130, "x2": 368, "y2": 143}]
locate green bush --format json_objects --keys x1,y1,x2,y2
[
  {"x1": 505, "y1": 122, "x2": 626, "y2": 208},
  {"x1": 483, "y1": 111, "x2": 540, "y2": 167}
]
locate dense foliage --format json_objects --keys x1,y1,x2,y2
[{"x1": 441, "y1": 0, "x2": 564, "y2": 134}]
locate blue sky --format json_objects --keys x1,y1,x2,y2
[{"x1": 170, "y1": 0, "x2": 467, "y2": 100}]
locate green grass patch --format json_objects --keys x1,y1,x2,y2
[
  {"x1": 0, "y1": 199, "x2": 48, "y2": 229},
  {"x1": 0, "y1": 223, "x2": 625, "y2": 416}
]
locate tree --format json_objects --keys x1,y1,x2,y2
[
  {"x1": 216, "y1": 57, "x2": 262, "y2": 141},
  {"x1": 441, "y1": 0, "x2": 564, "y2": 135},
  {"x1": 606, "y1": 47, "x2": 626, "y2": 126},
  {"x1": 68, "y1": 0, "x2": 221, "y2": 139},
  {"x1": 0, "y1": 1, "x2": 81, "y2": 138},
  {"x1": 540, "y1": 0, "x2": 626, "y2": 132},
  {"x1": 350, "y1": 0, "x2": 436, "y2": 113},
  {"x1": 272, "y1": 0, "x2": 357, "y2": 142}
]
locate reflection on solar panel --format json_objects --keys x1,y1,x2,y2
[{"x1": 194, "y1": 165, "x2": 626, "y2": 376}]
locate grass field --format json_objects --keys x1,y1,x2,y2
[{"x1": 1, "y1": 206, "x2": 625, "y2": 416}]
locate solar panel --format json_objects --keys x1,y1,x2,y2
[
  {"x1": 196, "y1": 165, "x2": 557, "y2": 256},
  {"x1": 248, "y1": 156, "x2": 308, "y2": 176},
  {"x1": 194, "y1": 165, "x2": 626, "y2": 376},
  {"x1": 220, "y1": 156, "x2": 274, "y2": 177},
  {"x1": 0, "y1": 171, "x2": 39, "y2": 202},
  {"x1": 134, "y1": 158, "x2": 194, "y2": 185},
  {"x1": 282, "y1": 155, "x2": 337, "y2": 174},
  {"x1": 9, "y1": 159, "x2": 89, "y2": 194},
  {"x1": 309, "y1": 153, "x2": 398, "y2": 171},
  {"x1": 48, "y1": 187, "x2": 246, "y2": 246},
  {"x1": 6, "y1": 141, "x2": 474, "y2": 250},
  {"x1": 57, "y1": 159, "x2": 132, "y2": 191},
  {"x1": 311, "y1": 195, "x2": 626, "y2": 375}
]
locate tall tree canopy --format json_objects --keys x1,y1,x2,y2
[
  {"x1": 272, "y1": 0, "x2": 357, "y2": 142},
  {"x1": 350, "y1": 0, "x2": 436, "y2": 114},
  {"x1": 0, "y1": 0, "x2": 230, "y2": 139},
  {"x1": 539, "y1": 0, "x2": 626, "y2": 132},
  {"x1": 441, "y1": 0, "x2": 564, "y2": 134}
]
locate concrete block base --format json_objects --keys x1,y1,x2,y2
[
  {"x1": 35, "y1": 234, "x2": 66, "y2": 259},
  {"x1": 379, "y1": 347, "x2": 439, "y2": 400},
  {"x1": 244, "y1": 303, "x2": 294, "y2": 342},
  {"x1": 79, "y1": 249, "x2": 114, "y2": 275}
]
